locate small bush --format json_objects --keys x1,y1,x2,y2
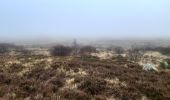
[
  {"x1": 128, "y1": 47, "x2": 144, "y2": 62},
  {"x1": 8, "y1": 63, "x2": 24, "y2": 73},
  {"x1": 49, "y1": 77, "x2": 65, "y2": 88},
  {"x1": 0, "y1": 73, "x2": 14, "y2": 85},
  {"x1": 107, "y1": 46, "x2": 124, "y2": 55},
  {"x1": 20, "y1": 80, "x2": 37, "y2": 94},
  {"x1": 160, "y1": 59, "x2": 170, "y2": 69},
  {"x1": 78, "y1": 77, "x2": 107, "y2": 95},
  {"x1": 50, "y1": 45, "x2": 72, "y2": 56},
  {"x1": 79, "y1": 46, "x2": 96, "y2": 55}
]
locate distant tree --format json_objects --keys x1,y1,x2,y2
[
  {"x1": 50, "y1": 45, "x2": 72, "y2": 56},
  {"x1": 79, "y1": 46, "x2": 96, "y2": 55}
]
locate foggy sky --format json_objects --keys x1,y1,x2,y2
[{"x1": 0, "y1": 0, "x2": 170, "y2": 41}]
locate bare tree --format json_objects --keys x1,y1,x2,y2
[
  {"x1": 128, "y1": 45, "x2": 144, "y2": 62},
  {"x1": 72, "y1": 39, "x2": 78, "y2": 56}
]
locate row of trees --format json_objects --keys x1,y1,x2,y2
[
  {"x1": 0, "y1": 43, "x2": 18, "y2": 54},
  {"x1": 0, "y1": 41, "x2": 96, "y2": 56}
]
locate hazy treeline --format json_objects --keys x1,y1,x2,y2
[
  {"x1": 1, "y1": 42, "x2": 170, "y2": 56},
  {"x1": 0, "y1": 43, "x2": 30, "y2": 55},
  {"x1": 50, "y1": 45, "x2": 97, "y2": 56}
]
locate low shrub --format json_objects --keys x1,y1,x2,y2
[
  {"x1": 79, "y1": 46, "x2": 97, "y2": 55},
  {"x1": 49, "y1": 77, "x2": 65, "y2": 88},
  {"x1": 78, "y1": 77, "x2": 107, "y2": 95},
  {"x1": 50, "y1": 45, "x2": 72, "y2": 56},
  {"x1": 8, "y1": 63, "x2": 24, "y2": 73},
  {"x1": 20, "y1": 79, "x2": 37, "y2": 94},
  {"x1": 160, "y1": 59, "x2": 170, "y2": 69}
]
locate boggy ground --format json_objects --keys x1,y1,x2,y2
[{"x1": 0, "y1": 55, "x2": 170, "y2": 100}]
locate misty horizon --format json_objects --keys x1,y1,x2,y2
[
  {"x1": 0, "y1": 0, "x2": 170, "y2": 40},
  {"x1": 0, "y1": 1, "x2": 170, "y2": 99}
]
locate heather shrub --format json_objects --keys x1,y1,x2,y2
[
  {"x1": 78, "y1": 77, "x2": 107, "y2": 95},
  {"x1": 60, "y1": 89, "x2": 92, "y2": 100}
]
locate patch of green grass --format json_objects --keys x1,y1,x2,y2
[
  {"x1": 80, "y1": 55, "x2": 99, "y2": 62},
  {"x1": 160, "y1": 59, "x2": 170, "y2": 69}
]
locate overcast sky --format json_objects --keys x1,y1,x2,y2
[{"x1": 0, "y1": 0, "x2": 170, "y2": 40}]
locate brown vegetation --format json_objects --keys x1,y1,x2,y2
[{"x1": 0, "y1": 54, "x2": 169, "y2": 100}]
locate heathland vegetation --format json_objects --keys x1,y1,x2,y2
[{"x1": 0, "y1": 42, "x2": 169, "y2": 100}]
